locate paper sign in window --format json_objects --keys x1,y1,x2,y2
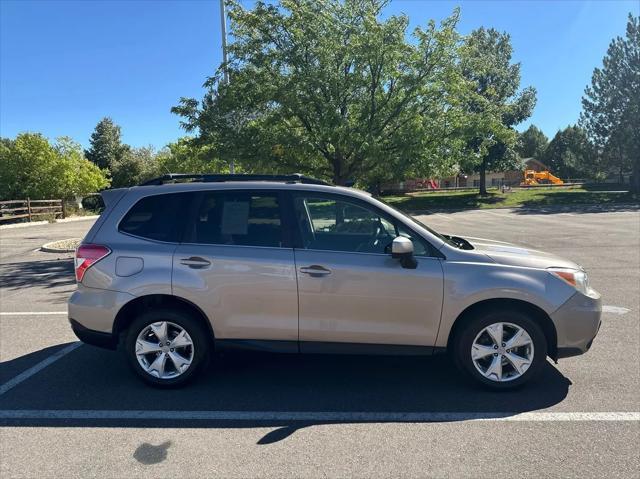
[{"x1": 221, "y1": 201, "x2": 250, "y2": 235}]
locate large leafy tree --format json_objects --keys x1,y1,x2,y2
[
  {"x1": 0, "y1": 133, "x2": 109, "y2": 200},
  {"x1": 517, "y1": 125, "x2": 548, "y2": 159},
  {"x1": 156, "y1": 137, "x2": 229, "y2": 175},
  {"x1": 85, "y1": 117, "x2": 129, "y2": 171},
  {"x1": 55, "y1": 137, "x2": 111, "y2": 197},
  {"x1": 173, "y1": 0, "x2": 468, "y2": 186},
  {"x1": 581, "y1": 14, "x2": 639, "y2": 192},
  {"x1": 108, "y1": 138, "x2": 228, "y2": 188},
  {"x1": 110, "y1": 146, "x2": 158, "y2": 188},
  {"x1": 460, "y1": 28, "x2": 536, "y2": 194},
  {"x1": 542, "y1": 126, "x2": 595, "y2": 179}
]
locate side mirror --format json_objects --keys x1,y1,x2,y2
[{"x1": 391, "y1": 236, "x2": 417, "y2": 269}]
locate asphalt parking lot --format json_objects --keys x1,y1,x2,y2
[{"x1": 1, "y1": 205, "x2": 639, "y2": 478}]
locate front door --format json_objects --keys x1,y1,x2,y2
[
  {"x1": 292, "y1": 193, "x2": 444, "y2": 349},
  {"x1": 172, "y1": 190, "x2": 298, "y2": 342}
]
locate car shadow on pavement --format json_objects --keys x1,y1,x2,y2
[
  {"x1": 0, "y1": 342, "x2": 572, "y2": 442},
  {"x1": 0, "y1": 258, "x2": 75, "y2": 290}
]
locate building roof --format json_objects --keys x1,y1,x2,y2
[{"x1": 522, "y1": 158, "x2": 548, "y2": 170}]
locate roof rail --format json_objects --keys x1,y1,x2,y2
[{"x1": 139, "y1": 173, "x2": 332, "y2": 187}]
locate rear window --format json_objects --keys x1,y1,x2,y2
[
  {"x1": 191, "y1": 191, "x2": 284, "y2": 247},
  {"x1": 119, "y1": 193, "x2": 189, "y2": 242}
]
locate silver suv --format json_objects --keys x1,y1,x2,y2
[{"x1": 68, "y1": 174, "x2": 601, "y2": 389}]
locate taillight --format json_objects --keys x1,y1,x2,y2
[{"x1": 75, "y1": 244, "x2": 111, "y2": 282}]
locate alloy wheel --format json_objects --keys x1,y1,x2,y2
[
  {"x1": 471, "y1": 322, "x2": 534, "y2": 382},
  {"x1": 135, "y1": 321, "x2": 194, "y2": 379}
]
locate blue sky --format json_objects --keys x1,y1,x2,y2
[{"x1": 1, "y1": 0, "x2": 637, "y2": 149}]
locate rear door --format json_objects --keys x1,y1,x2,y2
[{"x1": 172, "y1": 189, "x2": 298, "y2": 342}]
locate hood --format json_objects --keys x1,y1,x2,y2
[{"x1": 463, "y1": 236, "x2": 583, "y2": 270}]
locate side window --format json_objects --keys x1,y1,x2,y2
[
  {"x1": 192, "y1": 191, "x2": 284, "y2": 248},
  {"x1": 294, "y1": 195, "x2": 431, "y2": 255},
  {"x1": 294, "y1": 196, "x2": 394, "y2": 254},
  {"x1": 397, "y1": 224, "x2": 429, "y2": 256},
  {"x1": 119, "y1": 193, "x2": 189, "y2": 242}
]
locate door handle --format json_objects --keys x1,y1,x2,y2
[
  {"x1": 180, "y1": 256, "x2": 211, "y2": 268},
  {"x1": 299, "y1": 265, "x2": 332, "y2": 276}
]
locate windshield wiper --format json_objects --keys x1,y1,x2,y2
[{"x1": 442, "y1": 235, "x2": 474, "y2": 250}]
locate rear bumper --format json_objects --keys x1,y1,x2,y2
[
  {"x1": 67, "y1": 286, "x2": 134, "y2": 350},
  {"x1": 551, "y1": 289, "x2": 602, "y2": 359},
  {"x1": 69, "y1": 318, "x2": 117, "y2": 350},
  {"x1": 68, "y1": 287, "x2": 135, "y2": 333}
]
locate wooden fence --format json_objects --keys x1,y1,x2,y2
[{"x1": 0, "y1": 199, "x2": 65, "y2": 223}]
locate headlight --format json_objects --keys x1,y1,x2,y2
[{"x1": 548, "y1": 267, "x2": 589, "y2": 294}]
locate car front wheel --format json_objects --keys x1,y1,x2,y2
[
  {"x1": 124, "y1": 309, "x2": 210, "y2": 388},
  {"x1": 453, "y1": 310, "x2": 547, "y2": 390}
]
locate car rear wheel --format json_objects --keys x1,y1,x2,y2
[
  {"x1": 124, "y1": 309, "x2": 210, "y2": 388},
  {"x1": 453, "y1": 310, "x2": 547, "y2": 390}
]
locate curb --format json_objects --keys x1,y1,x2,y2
[
  {"x1": 40, "y1": 238, "x2": 81, "y2": 253},
  {"x1": 56, "y1": 215, "x2": 99, "y2": 223},
  {"x1": 405, "y1": 202, "x2": 640, "y2": 215}
]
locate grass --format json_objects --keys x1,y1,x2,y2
[{"x1": 381, "y1": 185, "x2": 638, "y2": 212}]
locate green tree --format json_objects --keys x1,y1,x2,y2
[
  {"x1": 107, "y1": 139, "x2": 229, "y2": 187},
  {"x1": 542, "y1": 126, "x2": 595, "y2": 179},
  {"x1": 54, "y1": 137, "x2": 111, "y2": 197},
  {"x1": 0, "y1": 133, "x2": 109, "y2": 200},
  {"x1": 173, "y1": 0, "x2": 468, "y2": 186},
  {"x1": 517, "y1": 125, "x2": 548, "y2": 159},
  {"x1": 0, "y1": 133, "x2": 65, "y2": 199},
  {"x1": 460, "y1": 27, "x2": 536, "y2": 195},
  {"x1": 156, "y1": 137, "x2": 228, "y2": 175},
  {"x1": 580, "y1": 14, "x2": 639, "y2": 191},
  {"x1": 0, "y1": 138, "x2": 16, "y2": 198},
  {"x1": 85, "y1": 117, "x2": 128, "y2": 171},
  {"x1": 110, "y1": 146, "x2": 159, "y2": 188}
]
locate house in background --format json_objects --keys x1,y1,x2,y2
[
  {"x1": 520, "y1": 158, "x2": 548, "y2": 172},
  {"x1": 381, "y1": 158, "x2": 549, "y2": 192},
  {"x1": 442, "y1": 158, "x2": 549, "y2": 188}
]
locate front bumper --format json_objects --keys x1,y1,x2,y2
[{"x1": 551, "y1": 289, "x2": 602, "y2": 359}]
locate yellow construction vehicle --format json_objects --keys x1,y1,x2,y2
[{"x1": 521, "y1": 170, "x2": 564, "y2": 186}]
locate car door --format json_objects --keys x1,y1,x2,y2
[
  {"x1": 292, "y1": 192, "x2": 444, "y2": 350},
  {"x1": 172, "y1": 189, "x2": 298, "y2": 342}
]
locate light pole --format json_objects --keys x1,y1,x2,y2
[{"x1": 219, "y1": 0, "x2": 234, "y2": 173}]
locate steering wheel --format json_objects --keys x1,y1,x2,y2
[{"x1": 355, "y1": 222, "x2": 393, "y2": 253}]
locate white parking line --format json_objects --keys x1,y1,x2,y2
[
  {"x1": 413, "y1": 213, "x2": 452, "y2": 222},
  {"x1": 0, "y1": 342, "x2": 81, "y2": 396},
  {"x1": 602, "y1": 305, "x2": 631, "y2": 315},
  {"x1": 474, "y1": 210, "x2": 510, "y2": 218},
  {"x1": 0, "y1": 410, "x2": 637, "y2": 422},
  {"x1": 0, "y1": 312, "x2": 67, "y2": 316},
  {"x1": 431, "y1": 213, "x2": 453, "y2": 220}
]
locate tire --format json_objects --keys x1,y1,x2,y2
[
  {"x1": 124, "y1": 308, "x2": 210, "y2": 388},
  {"x1": 453, "y1": 309, "x2": 547, "y2": 390}
]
